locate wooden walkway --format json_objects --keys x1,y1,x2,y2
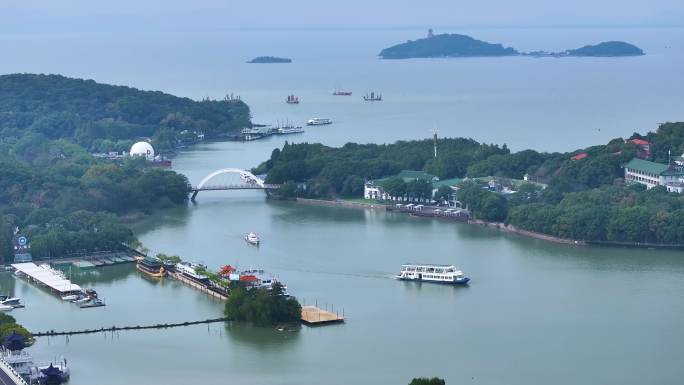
[
  {"x1": 169, "y1": 272, "x2": 228, "y2": 300},
  {"x1": 300, "y1": 306, "x2": 345, "y2": 326}
]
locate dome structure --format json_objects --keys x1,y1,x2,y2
[{"x1": 130, "y1": 141, "x2": 155, "y2": 160}]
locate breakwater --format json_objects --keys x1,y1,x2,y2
[{"x1": 32, "y1": 317, "x2": 229, "y2": 337}]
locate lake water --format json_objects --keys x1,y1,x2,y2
[
  {"x1": 3, "y1": 138, "x2": 684, "y2": 385},
  {"x1": 2, "y1": 27, "x2": 684, "y2": 385},
  {"x1": 1, "y1": 27, "x2": 683, "y2": 151}
]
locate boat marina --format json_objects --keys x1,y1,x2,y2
[{"x1": 12, "y1": 263, "x2": 82, "y2": 296}]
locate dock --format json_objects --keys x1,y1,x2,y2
[
  {"x1": 300, "y1": 306, "x2": 345, "y2": 326},
  {"x1": 168, "y1": 272, "x2": 228, "y2": 300},
  {"x1": 44, "y1": 250, "x2": 139, "y2": 269},
  {"x1": 11, "y1": 263, "x2": 81, "y2": 295}
]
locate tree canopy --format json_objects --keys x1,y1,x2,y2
[
  {"x1": 0, "y1": 74, "x2": 250, "y2": 152},
  {"x1": 0, "y1": 132, "x2": 190, "y2": 261}
]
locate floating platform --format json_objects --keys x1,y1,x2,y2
[
  {"x1": 72, "y1": 261, "x2": 96, "y2": 269},
  {"x1": 300, "y1": 306, "x2": 345, "y2": 326}
]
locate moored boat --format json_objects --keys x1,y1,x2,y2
[
  {"x1": 1, "y1": 297, "x2": 24, "y2": 308},
  {"x1": 395, "y1": 263, "x2": 470, "y2": 285},
  {"x1": 245, "y1": 232, "x2": 260, "y2": 245},
  {"x1": 0, "y1": 304, "x2": 13, "y2": 312},
  {"x1": 175, "y1": 262, "x2": 210, "y2": 284},
  {"x1": 136, "y1": 256, "x2": 166, "y2": 278},
  {"x1": 306, "y1": 118, "x2": 332, "y2": 126},
  {"x1": 276, "y1": 126, "x2": 305, "y2": 134},
  {"x1": 79, "y1": 298, "x2": 105, "y2": 308}
]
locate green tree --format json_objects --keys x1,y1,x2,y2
[{"x1": 434, "y1": 186, "x2": 453, "y2": 205}]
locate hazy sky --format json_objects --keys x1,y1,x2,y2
[{"x1": 1, "y1": 0, "x2": 683, "y2": 31}]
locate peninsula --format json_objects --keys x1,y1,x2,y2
[
  {"x1": 379, "y1": 31, "x2": 644, "y2": 59},
  {"x1": 256, "y1": 122, "x2": 684, "y2": 247},
  {"x1": 247, "y1": 56, "x2": 292, "y2": 63}
]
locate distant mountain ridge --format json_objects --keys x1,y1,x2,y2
[{"x1": 379, "y1": 32, "x2": 645, "y2": 59}]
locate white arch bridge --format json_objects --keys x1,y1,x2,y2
[{"x1": 190, "y1": 168, "x2": 280, "y2": 200}]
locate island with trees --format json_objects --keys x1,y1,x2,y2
[
  {"x1": 0, "y1": 74, "x2": 251, "y2": 153},
  {"x1": 565, "y1": 41, "x2": 645, "y2": 57},
  {"x1": 379, "y1": 32, "x2": 644, "y2": 59},
  {"x1": 379, "y1": 33, "x2": 519, "y2": 59},
  {"x1": 224, "y1": 282, "x2": 301, "y2": 327},
  {"x1": 247, "y1": 56, "x2": 292, "y2": 63},
  {"x1": 256, "y1": 122, "x2": 684, "y2": 246}
]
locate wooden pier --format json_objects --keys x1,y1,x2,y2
[
  {"x1": 169, "y1": 272, "x2": 228, "y2": 300},
  {"x1": 300, "y1": 305, "x2": 345, "y2": 326}
]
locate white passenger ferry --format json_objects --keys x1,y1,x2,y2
[
  {"x1": 306, "y1": 118, "x2": 332, "y2": 126},
  {"x1": 175, "y1": 262, "x2": 210, "y2": 283},
  {"x1": 395, "y1": 263, "x2": 470, "y2": 285}
]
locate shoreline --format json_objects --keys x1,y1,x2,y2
[{"x1": 295, "y1": 198, "x2": 684, "y2": 250}]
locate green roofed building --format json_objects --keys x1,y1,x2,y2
[{"x1": 624, "y1": 158, "x2": 684, "y2": 193}]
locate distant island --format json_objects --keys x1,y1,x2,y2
[
  {"x1": 525, "y1": 41, "x2": 645, "y2": 58},
  {"x1": 379, "y1": 30, "x2": 644, "y2": 59},
  {"x1": 379, "y1": 32, "x2": 519, "y2": 59},
  {"x1": 566, "y1": 41, "x2": 645, "y2": 57},
  {"x1": 247, "y1": 56, "x2": 292, "y2": 63}
]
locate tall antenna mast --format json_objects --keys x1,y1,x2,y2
[{"x1": 431, "y1": 127, "x2": 439, "y2": 158}]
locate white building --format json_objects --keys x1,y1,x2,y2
[
  {"x1": 130, "y1": 141, "x2": 155, "y2": 161},
  {"x1": 624, "y1": 158, "x2": 684, "y2": 192}
]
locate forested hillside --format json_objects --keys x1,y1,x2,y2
[
  {"x1": 0, "y1": 134, "x2": 190, "y2": 261},
  {"x1": 256, "y1": 123, "x2": 684, "y2": 244},
  {"x1": 0, "y1": 74, "x2": 250, "y2": 152}
]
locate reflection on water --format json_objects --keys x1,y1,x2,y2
[{"x1": 224, "y1": 322, "x2": 301, "y2": 350}]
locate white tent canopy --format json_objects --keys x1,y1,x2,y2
[{"x1": 12, "y1": 262, "x2": 82, "y2": 293}]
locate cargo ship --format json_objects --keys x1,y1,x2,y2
[
  {"x1": 395, "y1": 263, "x2": 470, "y2": 285},
  {"x1": 285, "y1": 94, "x2": 300, "y2": 104}
]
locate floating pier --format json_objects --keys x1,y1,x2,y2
[
  {"x1": 168, "y1": 272, "x2": 228, "y2": 300},
  {"x1": 300, "y1": 305, "x2": 345, "y2": 326}
]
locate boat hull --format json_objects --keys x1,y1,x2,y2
[{"x1": 395, "y1": 276, "x2": 470, "y2": 285}]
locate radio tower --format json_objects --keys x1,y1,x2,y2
[{"x1": 432, "y1": 128, "x2": 439, "y2": 158}]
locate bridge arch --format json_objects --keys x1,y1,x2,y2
[{"x1": 196, "y1": 168, "x2": 266, "y2": 189}]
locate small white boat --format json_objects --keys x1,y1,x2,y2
[
  {"x1": 1, "y1": 297, "x2": 23, "y2": 308},
  {"x1": 306, "y1": 118, "x2": 332, "y2": 126},
  {"x1": 74, "y1": 296, "x2": 91, "y2": 304},
  {"x1": 61, "y1": 294, "x2": 79, "y2": 301},
  {"x1": 245, "y1": 232, "x2": 260, "y2": 245},
  {"x1": 0, "y1": 304, "x2": 14, "y2": 312}
]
